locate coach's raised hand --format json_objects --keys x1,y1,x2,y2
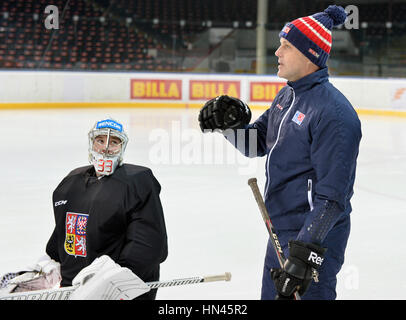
[{"x1": 198, "y1": 95, "x2": 251, "y2": 132}]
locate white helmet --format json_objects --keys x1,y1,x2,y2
[{"x1": 88, "y1": 119, "x2": 129, "y2": 176}]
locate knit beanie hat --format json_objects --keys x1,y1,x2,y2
[{"x1": 279, "y1": 5, "x2": 347, "y2": 68}]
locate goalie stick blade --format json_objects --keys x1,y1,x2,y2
[{"x1": 0, "y1": 286, "x2": 75, "y2": 300}]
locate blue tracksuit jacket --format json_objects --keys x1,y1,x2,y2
[{"x1": 225, "y1": 67, "x2": 362, "y2": 299}]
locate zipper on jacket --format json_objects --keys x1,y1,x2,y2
[
  {"x1": 264, "y1": 88, "x2": 296, "y2": 196},
  {"x1": 307, "y1": 179, "x2": 314, "y2": 211}
]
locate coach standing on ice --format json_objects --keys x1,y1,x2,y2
[
  {"x1": 46, "y1": 118, "x2": 168, "y2": 300},
  {"x1": 198, "y1": 5, "x2": 361, "y2": 300}
]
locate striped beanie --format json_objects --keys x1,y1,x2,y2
[{"x1": 279, "y1": 5, "x2": 347, "y2": 68}]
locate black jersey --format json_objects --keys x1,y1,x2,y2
[{"x1": 46, "y1": 164, "x2": 168, "y2": 299}]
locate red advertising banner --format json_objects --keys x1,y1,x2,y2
[
  {"x1": 130, "y1": 79, "x2": 182, "y2": 100},
  {"x1": 189, "y1": 80, "x2": 240, "y2": 100},
  {"x1": 250, "y1": 81, "x2": 286, "y2": 102}
]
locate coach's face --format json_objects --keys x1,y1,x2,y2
[{"x1": 275, "y1": 38, "x2": 318, "y2": 82}]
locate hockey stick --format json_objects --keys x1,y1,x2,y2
[
  {"x1": 0, "y1": 272, "x2": 232, "y2": 300},
  {"x1": 248, "y1": 177, "x2": 301, "y2": 300},
  {"x1": 147, "y1": 272, "x2": 231, "y2": 289}
]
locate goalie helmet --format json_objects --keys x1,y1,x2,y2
[{"x1": 88, "y1": 118, "x2": 129, "y2": 176}]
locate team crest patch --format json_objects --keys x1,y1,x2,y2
[
  {"x1": 65, "y1": 212, "x2": 88, "y2": 257},
  {"x1": 292, "y1": 111, "x2": 306, "y2": 125}
]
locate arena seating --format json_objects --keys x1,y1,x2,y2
[{"x1": 0, "y1": 0, "x2": 405, "y2": 72}]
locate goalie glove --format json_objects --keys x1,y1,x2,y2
[
  {"x1": 0, "y1": 254, "x2": 61, "y2": 293},
  {"x1": 0, "y1": 272, "x2": 24, "y2": 289},
  {"x1": 198, "y1": 95, "x2": 251, "y2": 132},
  {"x1": 69, "y1": 255, "x2": 150, "y2": 300},
  {"x1": 270, "y1": 240, "x2": 326, "y2": 299}
]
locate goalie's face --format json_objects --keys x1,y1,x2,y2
[
  {"x1": 88, "y1": 119, "x2": 128, "y2": 177},
  {"x1": 92, "y1": 135, "x2": 123, "y2": 156}
]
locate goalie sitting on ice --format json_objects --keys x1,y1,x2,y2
[{"x1": 0, "y1": 118, "x2": 168, "y2": 300}]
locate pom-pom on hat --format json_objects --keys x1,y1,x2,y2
[{"x1": 279, "y1": 5, "x2": 347, "y2": 68}]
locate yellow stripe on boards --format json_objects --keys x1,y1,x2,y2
[{"x1": 0, "y1": 102, "x2": 405, "y2": 118}]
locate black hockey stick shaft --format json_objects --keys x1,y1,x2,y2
[{"x1": 248, "y1": 177, "x2": 301, "y2": 300}]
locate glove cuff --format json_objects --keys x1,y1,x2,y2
[{"x1": 289, "y1": 240, "x2": 327, "y2": 270}]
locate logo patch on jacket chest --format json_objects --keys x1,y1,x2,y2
[
  {"x1": 65, "y1": 212, "x2": 88, "y2": 257},
  {"x1": 292, "y1": 110, "x2": 306, "y2": 125}
]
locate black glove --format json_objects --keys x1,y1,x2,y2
[
  {"x1": 270, "y1": 240, "x2": 327, "y2": 300},
  {"x1": 198, "y1": 95, "x2": 251, "y2": 132}
]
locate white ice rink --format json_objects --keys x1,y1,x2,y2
[{"x1": 0, "y1": 107, "x2": 405, "y2": 300}]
